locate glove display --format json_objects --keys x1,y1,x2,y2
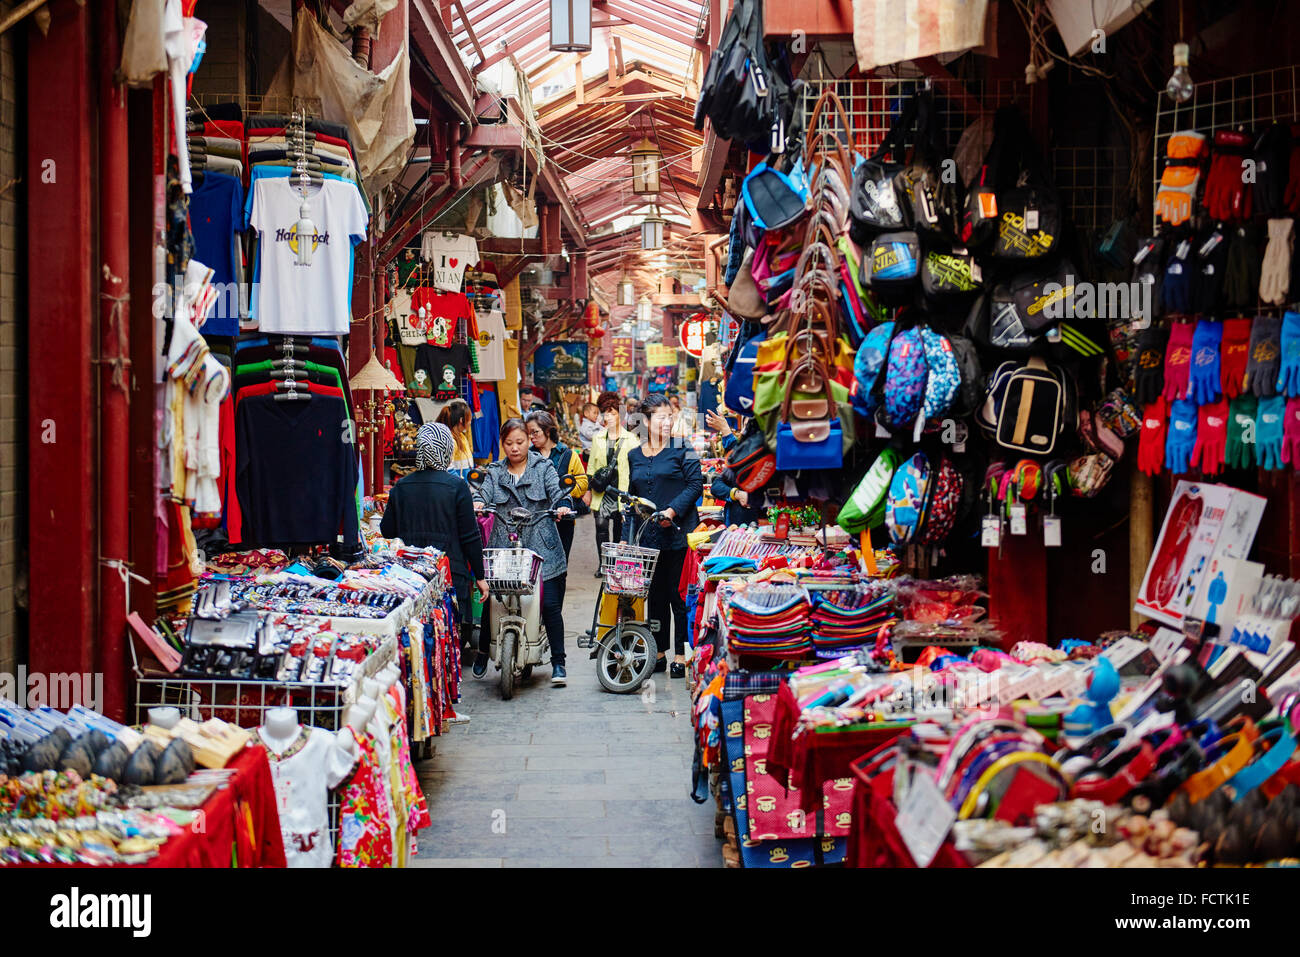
[
  {"x1": 1203, "y1": 129, "x2": 1254, "y2": 221},
  {"x1": 1220, "y1": 317, "x2": 1253, "y2": 399},
  {"x1": 1133, "y1": 326, "x2": 1169, "y2": 406},
  {"x1": 1192, "y1": 399, "x2": 1229, "y2": 474},
  {"x1": 1225, "y1": 393, "x2": 1258, "y2": 468},
  {"x1": 1257, "y1": 394, "x2": 1287, "y2": 469},
  {"x1": 1162, "y1": 232, "x2": 1194, "y2": 314},
  {"x1": 1244, "y1": 315, "x2": 1282, "y2": 396},
  {"x1": 1259, "y1": 217, "x2": 1294, "y2": 306},
  {"x1": 1279, "y1": 310, "x2": 1300, "y2": 397},
  {"x1": 1192, "y1": 225, "x2": 1229, "y2": 315},
  {"x1": 1285, "y1": 123, "x2": 1300, "y2": 214},
  {"x1": 1132, "y1": 235, "x2": 1166, "y2": 322},
  {"x1": 1222, "y1": 224, "x2": 1261, "y2": 311},
  {"x1": 1163, "y1": 321, "x2": 1195, "y2": 401},
  {"x1": 1137, "y1": 397, "x2": 1168, "y2": 476},
  {"x1": 1186, "y1": 319, "x2": 1222, "y2": 405},
  {"x1": 1155, "y1": 130, "x2": 1208, "y2": 226},
  {"x1": 1284, "y1": 397, "x2": 1300, "y2": 466},
  {"x1": 1165, "y1": 399, "x2": 1198, "y2": 474},
  {"x1": 1254, "y1": 123, "x2": 1292, "y2": 218}
]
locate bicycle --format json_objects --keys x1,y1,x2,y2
[{"x1": 577, "y1": 486, "x2": 665, "y2": 694}]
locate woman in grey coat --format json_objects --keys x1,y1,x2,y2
[{"x1": 471, "y1": 418, "x2": 574, "y2": 685}]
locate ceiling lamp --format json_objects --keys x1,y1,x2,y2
[
  {"x1": 630, "y1": 137, "x2": 661, "y2": 195},
  {"x1": 617, "y1": 277, "x2": 635, "y2": 306},
  {"x1": 641, "y1": 206, "x2": 666, "y2": 251},
  {"x1": 549, "y1": 0, "x2": 592, "y2": 52}
]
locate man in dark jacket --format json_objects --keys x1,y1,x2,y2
[{"x1": 381, "y1": 423, "x2": 488, "y2": 655}]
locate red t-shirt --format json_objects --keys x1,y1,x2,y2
[{"x1": 408, "y1": 289, "x2": 473, "y2": 347}]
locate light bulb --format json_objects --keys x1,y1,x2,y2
[{"x1": 1165, "y1": 42, "x2": 1194, "y2": 104}]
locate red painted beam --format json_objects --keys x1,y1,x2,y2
[{"x1": 27, "y1": 0, "x2": 97, "y2": 684}]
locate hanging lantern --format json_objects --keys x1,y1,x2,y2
[
  {"x1": 549, "y1": 0, "x2": 592, "y2": 52},
  {"x1": 641, "y1": 206, "x2": 665, "y2": 250},
  {"x1": 617, "y1": 278, "x2": 635, "y2": 306},
  {"x1": 636, "y1": 295, "x2": 653, "y2": 325},
  {"x1": 590, "y1": 326, "x2": 606, "y2": 338},
  {"x1": 630, "y1": 137, "x2": 661, "y2": 195}
]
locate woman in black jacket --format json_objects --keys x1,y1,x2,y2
[
  {"x1": 626, "y1": 394, "x2": 704, "y2": 678},
  {"x1": 381, "y1": 423, "x2": 488, "y2": 653}
]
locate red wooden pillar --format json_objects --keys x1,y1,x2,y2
[
  {"x1": 26, "y1": 1, "x2": 97, "y2": 681},
  {"x1": 987, "y1": 535, "x2": 1049, "y2": 651},
  {"x1": 349, "y1": 239, "x2": 375, "y2": 496}
]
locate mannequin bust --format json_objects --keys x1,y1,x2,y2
[
  {"x1": 260, "y1": 707, "x2": 301, "y2": 753},
  {"x1": 346, "y1": 695, "x2": 377, "y2": 735}
]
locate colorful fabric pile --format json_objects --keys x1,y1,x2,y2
[
  {"x1": 719, "y1": 582, "x2": 813, "y2": 658},
  {"x1": 809, "y1": 589, "x2": 898, "y2": 658}
]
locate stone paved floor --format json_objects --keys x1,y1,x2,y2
[{"x1": 412, "y1": 515, "x2": 722, "y2": 868}]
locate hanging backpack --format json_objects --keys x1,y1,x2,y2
[
  {"x1": 916, "y1": 457, "x2": 963, "y2": 546},
  {"x1": 990, "y1": 107, "x2": 1061, "y2": 262},
  {"x1": 848, "y1": 96, "x2": 915, "y2": 244},
  {"x1": 878, "y1": 324, "x2": 930, "y2": 432},
  {"x1": 920, "y1": 328, "x2": 961, "y2": 423},
  {"x1": 852, "y1": 320, "x2": 894, "y2": 415},
  {"x1": 945, "y1": 333, "x2": 984, "y2": 419},
  {"x1": 723, "y1": 320, "x2": 766, "y2": 414},
  {"x1": 838, "y1": 447, "x2": 901, "y2": 535},
  {"x1": 860, "y1": 231, "x2": 921, "y2": 297},
  {"x1": 920, "y1": 246, "x2": 982, "y2": 303},
  {"x1": 886, "y1": 452, "x2": 935, "y2": 545},
  {"x1": 978, "y1": 357, "x2": 1076, "y2": 456},
  {"x1": 894, "y1": 90, "x2": 964, "y2": 244}
]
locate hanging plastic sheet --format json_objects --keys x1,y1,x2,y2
[
  {"x1": 271, "y1": 9, "x2": 415, "y2": 194},
  {"x1": 852, "y1": 0, "x2": 990, "y2": 73}
]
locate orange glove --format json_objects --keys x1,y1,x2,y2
[{"x1": 1155, "y1": 130, "x2": 1208, "y2": 226}]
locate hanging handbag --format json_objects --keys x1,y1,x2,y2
[
  {"x1": 895, "y1": 90, "x2": 964, "y2": 244},
  {"x1": 920, "y1": 245, "x2": 982, "y2": 302},
  {"x1": 775, "y1": 355, "x2": 844, "y2": 470},
  {"x1": 990, "y1": 107, "x2": 1062, "y2": 261},
  {"x1": 861, "y1": 231, "x2": 921, "y2": 293},
  {"x1": 724, "y1": 319, "x2": 767, "y2": 414},
  {"x1": 726, "y1": 422, "x2": 778, "y2": 491}
]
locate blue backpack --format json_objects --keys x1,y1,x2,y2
[
  {"x1": 920, "y1": 328, "x2": 961, "y2": 422},
  {"x1": 852, "y1": 321, "x2": 894, "y2": 417},
  {"x1": 886, "y1": 452, "x2": 935, "y2": 545},
  {"x1": 724, "y1": 320, "x2": 766, "y2": 415},
  {"x1": 880, "y1": 326, "x2": 930, "y2": 431}
]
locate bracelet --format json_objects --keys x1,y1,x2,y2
[
  {"x1": 1181, "y1": 717, "x2": 1259, "y2": 803},
  {"x1": 1126, "y1": 739, "x2": 1205, "y2": 814},
  {"x1": 1227, "y1": 725, "x2": 1297, "y2": 801},
  {"x1": 1072, "y1": 741, "x2": 1158, "y2": 805},
  {"x1": 958, "y1": 752, "x2": 1066, "y2": 820}
]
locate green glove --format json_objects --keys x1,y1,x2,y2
[{"x1": 1225, "y1": 393, "x2": 1258, "y2": 468}]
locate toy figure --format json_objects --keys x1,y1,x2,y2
[{"x1": 1063, "y1": 656, "x2": 1119, "y2": 738}]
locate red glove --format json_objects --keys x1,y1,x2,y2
[
  {"x1": 1283, "y1": 397, "x2": 1300, "y2": 466},
  {"x1": 1220, "y1": 317, "x2": 1253, "y2": 399},
  {"x1": 1192, "y1": 399, "x2": 1229, "y2": 474},
  {"x1": 1203, "y1": 130, "x2": 1254, "y2": 222},
  {"x1": 1163, "y1": 321, "x2": 1195, "y2": 401},
  {"x1": 1285, "y1": 124, "x2": 1300, "y2": 214},
  {"x1": 1138, "y1": 397, "x2": 1168, "y2": 476}
]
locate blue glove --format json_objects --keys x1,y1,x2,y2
[
  {"x1": 1165, "y1": 398, "x2": 1199, "y2": 473},
  {"x1": 1277, "y1": 311, "x2": 1300, "y2": 397},
  {"x1": 1257, "y1": 394, "x2": 1287, "y2": 470},
  {"x1": 1162, "y1": 237, "x2": 1193, "y2": 314},
  {"x1": 1186, "y1": 319, "x2": 1223, "y2": 405}
]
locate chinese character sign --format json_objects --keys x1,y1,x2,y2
[{"x1": 610, "y1": 337, "x2": 635, "y2": 373}]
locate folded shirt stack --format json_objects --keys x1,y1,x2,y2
[
  {"x1": 719, "y1": 582, "x2": 812, "y2": 658},
  {"x1": 809, "y1": 591, "x2": 898, "y2": 659}
]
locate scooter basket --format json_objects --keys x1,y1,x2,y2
[
  {"x1": 600, "y1": 542, "x2": 660, "y2": 597},
  {"x1": 484, "y1": 547, "x2": 543, "y2": 595}
]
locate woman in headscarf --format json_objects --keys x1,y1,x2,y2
[{"x1": 381, "y1": 423, "x2": 488, "y2": 655}]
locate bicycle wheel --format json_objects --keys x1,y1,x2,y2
[
  {"x1": 596, "y1": 623, "x2": 656, "y2": 694},
  {"x1": 499, "y1": 630, "x2": 516, "y2": 700}
]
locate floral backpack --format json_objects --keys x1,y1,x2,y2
[
  {"x1": 920, "y1": 328, "x2": 961, "y2": 422},
  {"x1": 852, "y1": 320, "x2": 894, "y2": 417},
  {"x1": 880, "y1": 325, "x2": 930, "y2": 431},
  {"x1": 886, "y1": 451, "x2": 935, "y2": 545},
  {"x1": 916, "y1": 457, "x2": 963, "y2": 545}
]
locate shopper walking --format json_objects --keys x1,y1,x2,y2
[
  {"x1": 704, "y1": 410, "x2": 765, "y2": 526},
  {"x1": 626, "y1": 393, "x2": 703, "y2": 678},
  {"x1": 472, "y1": 418, "x2": 574, "y2": 685},
  {"x1": 381, "y1": 423, "x2": 488, "y2": 654},
  {"x1": 588, "y1": 390, "x2": 639, "y2": 576},
  {"x1": 437, "y1": 398, "x2": 475, "y2": 476},
  {"x1": 524, "y1": 409, "x2": 588, "y2": 560}
]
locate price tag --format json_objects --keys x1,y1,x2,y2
[
  {"x1": 1176, "y1": 239, "x2": 1192, "y2": 260},
  {"x1": 1025, "y1": 208, "x2": 1040, "y2": 230},
  {"x1": 1043, "y1": 515, "x2": 1062, "y2": 547},
  {"x1": 1133, "y1": 241, "x2": 1153, "y2": 265},
  {"x1": 982, "y1": 515, "x2": 1002, "y2": 548},
  {"x1": 875, "y1": 421, "x2": 892, "y2": 438},
  {"x1": 969, "y1": 260, "x2": 983, "y2": 283},
  {"x1": 1009, "y1": 503, "x2": 1028, "y2": 536},
  {"x1": 894, "y1": 771, "x2": 956, "y2": 868}
]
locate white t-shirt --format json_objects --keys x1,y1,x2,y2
[
  {"x1": 473, "y1": 309, "x2": 507, "y2": 381},
  {"x1": 388, "y1": 289, "x2": 425, "y2": 346},
  {"x1": 259, "y1": 725, "x2": 357, "y2": 869},
  {"x1": 248, "y1": 176, "x2": 368, "y2": 335},
  {"x1": 420, "y1": 231, "x2": 480, "y2": 292}
]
